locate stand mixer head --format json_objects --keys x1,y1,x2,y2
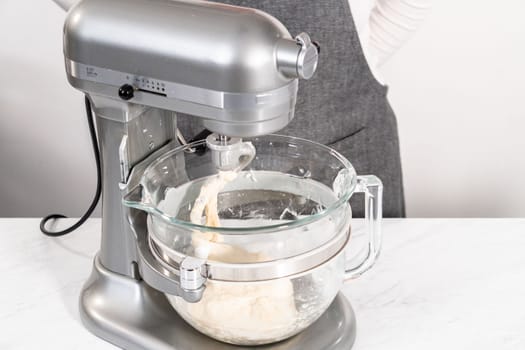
[{"x1": 64, "y1": 0, "x2": 318, "y2": 138}]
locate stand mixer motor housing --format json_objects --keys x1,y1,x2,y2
[{"x1": 62, "y1": 0, "x2": 358, "y2": 349}]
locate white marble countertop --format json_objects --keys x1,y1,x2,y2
[{"x1": 1, "y1": 218, "x2": 525, "y2": 349}]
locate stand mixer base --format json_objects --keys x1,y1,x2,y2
[{"x1": 80, "y1": 256, "x2": 357, "y2": 350}]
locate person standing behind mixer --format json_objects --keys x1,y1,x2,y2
[
  {"x1": 177, "y1": 0, "x2": 431, "y2": 217},
  {"x1": 52, "y1": 0, "x2": 431, "y2": 217}
]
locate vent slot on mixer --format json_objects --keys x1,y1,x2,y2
[{"x1": 138, "y1": 88, "x2": 167, "y2": 97}]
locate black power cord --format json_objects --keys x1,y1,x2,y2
[{"x1": 40, "y1": 95, "x2": 102, "y2": 236}]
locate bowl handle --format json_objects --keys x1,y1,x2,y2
[{"x1": 344, "y1": 175, "x2": 383, "y2": 281}]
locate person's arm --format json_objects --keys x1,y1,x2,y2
[
  {"x1": 370, "y1": 0, "x2": 432, "y2": 66},
  {"x1": 349, "y1": 0, "x2": 431, "y2": 82}
]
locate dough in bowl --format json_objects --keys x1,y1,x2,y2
[{"x1": 174, "y1": 170, "x2": 299, "y2": 345}]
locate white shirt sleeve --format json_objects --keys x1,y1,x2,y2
[{"x1": 348, "y1": 0, "x2": 431, "y2": 84}]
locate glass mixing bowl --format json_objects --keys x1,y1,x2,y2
[{"x1": 123, "y1": 134, "x2": 382, "y2": 346}]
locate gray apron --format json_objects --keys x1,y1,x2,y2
[{"x1": 178, "y1": 0, "x2": 406, "y2": 217}]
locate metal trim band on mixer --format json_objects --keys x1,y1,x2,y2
[
  {"x1": 66, "y1": 59, "x2": 299, "y2": 112},
  {"x1": 147, "y1": 224, "x2": 351, "y2": 283}
]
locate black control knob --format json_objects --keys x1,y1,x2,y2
[{"x1": 118, "y1": 84, "x2": 135, "y2": 100}]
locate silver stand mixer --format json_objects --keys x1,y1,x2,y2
[{"x1": 60, "y1": 0, "x2": 380, "y2": 348}]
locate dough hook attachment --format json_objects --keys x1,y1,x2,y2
[{"x1": 206, "y1": 133, "x2": 256, "y2": 172}]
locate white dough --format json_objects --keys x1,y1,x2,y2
[
  {"x1": 184, "y1": 170, "x2": 298, "y2": 343},
  {"x1": 180, "y1": 278, "x2": 298, "y2": 342},
  {"x1": 189, "y1": 170, "x2": 238, "y2": 228}
]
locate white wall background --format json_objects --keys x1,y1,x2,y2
[
  {"x1": 380, "y1": 0, "x2": 525, "y2": 217},
  {"x1": 0, "y1": 0, "x2": 92, "y2": 218},
  {"x1": 1, "y1": 0, "x2": 524, "y2": 218}
]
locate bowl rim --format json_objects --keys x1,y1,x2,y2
[{"x1": 124, "y1": 134, "x2": 357, "y2": 234}]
